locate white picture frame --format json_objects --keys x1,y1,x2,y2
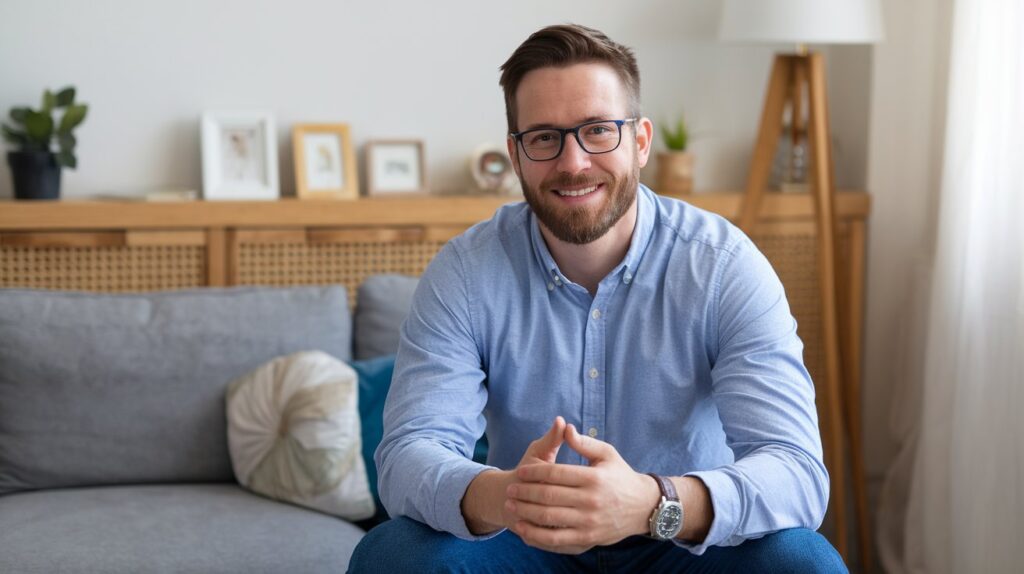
[
  {"x1": 201, "y1": 111, "x2": 279, "y2": 201},
  {"x1": 365, "y1": 140, "x2": 427, "y2": 196}
]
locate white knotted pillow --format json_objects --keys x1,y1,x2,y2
[{"x1": 226, "y1": 350, "x2": 375, "y2": 520}]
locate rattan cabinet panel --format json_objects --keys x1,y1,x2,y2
[
  {"x1": 0, "y1": 231, "x2": 207, "y2": 292},
  {"x1": 230, "y1": 227, "x2": 458, "y2": 308}
]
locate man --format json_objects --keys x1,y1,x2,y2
[{"x1": 349, "y1": 24, "x2": 846, "y2": 573}]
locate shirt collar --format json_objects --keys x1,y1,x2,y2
[{"x1": 528, "y1": 183, "x2": 658, "y2": 288}]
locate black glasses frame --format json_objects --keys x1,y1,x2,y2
[{"x1": 510, "y1": 118, "x2": 637, "y2": 161}]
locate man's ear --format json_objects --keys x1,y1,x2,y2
[
  {"x1": 507, "y1": 135, "x2": 522, "y2": 178},
  {"x1": 634, "y1": 117, "x2": 654, "y2": 169}
]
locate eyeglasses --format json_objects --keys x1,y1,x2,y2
[{"x1": 510, "y1": 118, "x2": 636, "y2": 161}]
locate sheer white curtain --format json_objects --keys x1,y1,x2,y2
[{"x1": 879, "y1": 0, "x2": 1024, "y2": 572}]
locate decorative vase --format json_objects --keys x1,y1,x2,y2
[
  {"x1": 770, "y1": 124, "x2": 809, "y2": 192},
  {"x1": 7, "y1": 151, "x2": 61, "y2": 200},
  {"x1": 656, "y1": 151, "x2": 694, "y2": 195}
]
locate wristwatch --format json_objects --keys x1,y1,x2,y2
[{"x1": 646, "y1": 473, "x2": 684, "y2": 540}]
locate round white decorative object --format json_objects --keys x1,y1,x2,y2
[
  {"x1": 226, "y1": 350, "x2": 375, "y2": 520},
  {"x1": 469, "y1": 144, "x2": 520, "y2": 195}
]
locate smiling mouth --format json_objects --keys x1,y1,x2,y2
[{"x1": 552, "y1": 184, "x2": 600, "y2": 197}]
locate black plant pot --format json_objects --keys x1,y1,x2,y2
[{"x1": 7, "y1": 151, "x2": 61, "y2": 200}]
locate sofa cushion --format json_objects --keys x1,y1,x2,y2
[
  {"x1": 0, "y1": 286, "x2": 352, "y2": 494},
  {"x1": 227, "y1": 351, "x2": 375, "y2": 521},
  {"x1": 0, "y1": 484, "x2": 364, "y2": 573},
  {"x1": 353, "y1": 274, "x2": 418, "y2": 360},
  {"x1": 352, "y1": 354, "x2": 397, "y2": 510}
]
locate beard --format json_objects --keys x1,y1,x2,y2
[{"x1": 519, "y1": 161, "x2": 639, "y2": 245}]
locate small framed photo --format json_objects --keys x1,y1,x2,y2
[
  {"x1": 292, "y1": 123, "x2": 359, "y2": 200},
  {"x1": 366, "y1": 140, "x2": 427, "y2": 196},
  {"x1": 201, "y1": 111, "x2": 279, "y2": 201}
]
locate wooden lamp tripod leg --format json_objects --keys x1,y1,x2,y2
[
  {"x1": 804, "y1": 52, "x2": 850, "y2": 562},
  {"x1": 741, "y1": 52, "x2": 873, "y2": 567},
  {"x1": 802, "y1": 53, "x2": 876, "y2": 568},
  {"x1": 738, "y1": 55, "x2": 792, "y2": 231}
]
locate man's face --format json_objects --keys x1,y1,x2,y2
[{"x1": 507, "y1": 62, "x2": 652, "y2": 245}]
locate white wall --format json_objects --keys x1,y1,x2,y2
[
  {"x1": 861, "y1": 0, "x2": 952, "y2": 570},
  {"x1": 0, "y1": 0, "x2": 870, "y2": 199},
  {"x1": 863, "y1": 0, "x2": 951, "y2": 481}
]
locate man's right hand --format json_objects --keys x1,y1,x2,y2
[
  {"x1": 517, "y1": 415, "x2": 567, "y2": 467},
  {"x1": 461, "y1": 416, "x2": 567, "y2": 535}
]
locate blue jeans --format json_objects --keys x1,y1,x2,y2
[{"x1": 348, "y1": 517, "x2": 847, "y2": 573}]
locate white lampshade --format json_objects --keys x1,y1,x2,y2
[{"x1": 719, "y1": 0, "x2": 884, "y2": 45}]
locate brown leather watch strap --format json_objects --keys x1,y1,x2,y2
[{"x1": 647, "y1": 473, "x2": 679, "y2": 502}]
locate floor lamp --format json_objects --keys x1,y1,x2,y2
[{"x1": 720, "y1": 0, "x2": 883, "y2": 567}]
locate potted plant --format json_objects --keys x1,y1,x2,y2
[
  {"x1": 657, "y1": 115, "x2": 694, "y2": 195},
  {"x1": 2, "y1": 86, "x2": 88, "y2": 200}
]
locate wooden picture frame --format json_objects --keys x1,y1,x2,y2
[
  {"x1": 201, "y1": 111, "x2": 279, "y2": 201},
  {"x1": 365, "y1": 140, "x2": 427, "y2": 196},
  {"x1": 292, "y1": 123, "x2": 359, "y2": 200}
]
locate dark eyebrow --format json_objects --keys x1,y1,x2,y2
[{"x1": 520, "y1": 116, "x2": 612, "y2": 132}]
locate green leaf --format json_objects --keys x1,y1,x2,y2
[
  {"x1": 58, "y1": 104, "x2": 87, "y2": 134},
  {"x1": 9, "y1": 107, "x2": 31, "y2": 124},
  {"x1": 24, "y1": 110, "x2": 54, "y2": 144},
  {"x1": 660, "y1": 117, "x2": 688, "y2": 151},
  {"x1": 56, "y1": 149, "x2": 77, "y2": 169},
  {"x1": 2, "y1": 123, "x2": 28, "y2": 146},
  {"x1": 55, "y1": 87, "x2": 76, "y2": 107},
  {"x1": 58, "y1": 132, "x2": 76, "y2": 151},
  {"x1": 41, "y1": 90, "x2": 56, "y2": 114}
]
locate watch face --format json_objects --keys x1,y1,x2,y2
[{"x1": 655, "y1": 503, "x2": 683, "y2": 538}]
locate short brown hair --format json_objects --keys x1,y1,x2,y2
[{"x1": 499, "y1": 24, "x2": 641, "y2": 132}]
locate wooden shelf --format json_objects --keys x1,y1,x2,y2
[{"x1": 0, "y1": 191, "x2": 869, "y2": 230}]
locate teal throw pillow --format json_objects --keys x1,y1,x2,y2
[{"x1": 351, "y1": 355, "x2": 488, "y2": 527}]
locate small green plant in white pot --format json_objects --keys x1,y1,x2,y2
[
  {"x1": 2, "y1": 86, "x2": 88, "y2": 200},
  {"x1": 657, "y1": 115, "x2": 694, "y2": 195}
]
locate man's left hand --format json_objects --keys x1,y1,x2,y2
[{"x1": 504, "y1": 424, "x2": 661, "y2": 554}]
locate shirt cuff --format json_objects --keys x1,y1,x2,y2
[
  {"x1": 675, "y1": 469, "x2": 741, "y2": 555},
  {"x1": 434, "y1": 460, "x2": 506, "y2": 541}
]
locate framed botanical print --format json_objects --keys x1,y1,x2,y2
[{"x1": 201, "y1": 111, "x2": 279, "y2": 200}]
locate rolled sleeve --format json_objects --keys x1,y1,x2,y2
[
  {"x1": 434, "y1": 460, "x2": 505, "y2": 541},
  {"x1": 677, "y1": 470, "x2": 742, "y2": 554}
]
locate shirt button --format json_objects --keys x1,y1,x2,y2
[
  {"x1": 591, "y1": 309, "x2": 601, "y2": 320},
  {"x1": 588, "y1": 427, "x2": 598, "y2": 438},
  {"x1": 547, "y1": 282, "x2": 555, "y2": 291},
  {"x1": 623, "y1": 273, "x2": 633, "y2": 284},
  {"x1": 588, "y1": 368, "x2": 599, "y2": 379}
]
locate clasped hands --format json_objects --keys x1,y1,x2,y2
[{"x1": 501, "y1": 416, "x2": 661, "y2": 555}]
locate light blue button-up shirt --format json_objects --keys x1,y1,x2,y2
[{"x1": 376, "y1": 184, "x2": 828, "y2": 554}]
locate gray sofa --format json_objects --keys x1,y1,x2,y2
[{"x1": 0, "y1": 278, "x2": 417, "y2": 573}]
